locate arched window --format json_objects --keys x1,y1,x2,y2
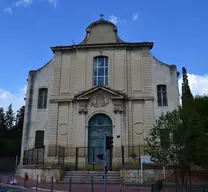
[{"x1": 93, "y1": 56, "x2": 108, "y2": 86}]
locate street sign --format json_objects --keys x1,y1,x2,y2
[{"x1": 140, "y1": 156, "x2": 154, "y2": 164}]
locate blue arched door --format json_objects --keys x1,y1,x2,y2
[{"x1": 88, "y1": 114, "x2": 112, "y2": 164}]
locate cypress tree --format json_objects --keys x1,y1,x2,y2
[{"x1": 181, "y1": 67, "x2": 193, "y2": 106}]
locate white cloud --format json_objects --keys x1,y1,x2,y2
[
  {"x1": 4, "y1": 7, "x2": 12, "y2": 15},
  {"x1": 109, "y1": 15, "x2": 119, "y2": 24},
  {"x1": 48, "y1": 0, "x2": 57, "y2": 8},
  {"x1": 132, "y1": 12, "x2": 140, "y2": 21},
  {"x1": 0, "y1": 86, "x2": 26, "y2": 113},
  {"x1": 108, "y1": 15, "x2": 126, "y2": 24},
  {"x1": 178, "y1": 73, "x2": 208, "y2": 97},
  {"x1": 15, "y1": 0, "x2": 33, "y2": 7},
  {"x1": 4, "y1": 0, "x2": 57, "y2": 14}
]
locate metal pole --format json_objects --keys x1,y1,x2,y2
[
  {"x1": 121, "y1": 146, "x2": 124, "y2": 166},
  {"x1": 93, "y1": 147, "x2": 95, "y2": 171},
  {"x1": 75, "y1": 147, "x2": 78, "y2": 171},
  {"x1": 38, "y1": 148, "x2": 40, "y2": 165},
  {"x1": 140, "y1": 157, "x2": 143, "y2": 184},
  {"x1": 51, "y1": 176, "x2": 53, "y2": 192},
  {"x1": 68, "y1": 177, "x2": 72, "y2": 192},
  {"x1": 91, "y1": 176, "x2": 94, "y2": 192},
  {"x1": 36, "y1": 175, "x2": 39, "y2": 190},
  {"x1": 104, "y1": 135, "x2": 107, "y2": 192},
  {"x1": 189, "y1": 168, "x2": 192, "y2": 192},
  {"x1": 43, "y1": 146, "x2": 45, "y2": 164},
  {"x1": 109, "y1": 149, "x2": 112, "y2": 171},
  {"x1": 15, "y1": 155, "x2": 18, "y2": 172}
]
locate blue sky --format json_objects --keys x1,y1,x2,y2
[{"x1": 0, "y1": 0, "x2": 208, "y2": 111}]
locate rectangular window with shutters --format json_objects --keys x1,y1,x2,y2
[
  {"x1": 35, "y1": 130, "x2": 44, "y2": 149},
  {"x1": 37, "y1": 88, "x2": 48, "y2": 109},
  {"x1": 157, "y1": 85, "x2": 168, "y2": 106}
]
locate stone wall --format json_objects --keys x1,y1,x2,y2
[
  {"x1": 19, "y1": 166, "x2": 64, "y2": 183},
  {"x1": 121, "y1": 168, "x2": 173, "y2": 184}
]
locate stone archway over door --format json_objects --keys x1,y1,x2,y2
[{"x1": 88, "y1": 114, "x2": 112, "y2": 164}]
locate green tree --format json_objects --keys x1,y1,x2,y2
[
  {"x1": 0, "y1": 107, "x2": 6, "y2": 137},
  {"x1": 0, "y1": 104, "x2": 25, "y2": 157},
  {"x1": 193, "y1": 95, "x2": 208, "y2": 133},
  {"x1": 145, "y1": 109, "x2": 183, "y2": 166},
  {"x1": 181, "y1": 67, "x2": 193, "y2": 105},
  {"x1": 5, "y1": 104, "x2": 15, "y2": 131},
  {"x1": 145, "y1": 67, "x2": 208, "y2": 190},
  {"x1": 180, "y1": 68, "x2": 208, "y2": 168},
  {"x1": 16, "y1": 105, "x2": 25, "y2": 133},
  {"x1": 13, "y1": 105, "x2": 25, "y2": 139},
  {"x1": 145, "y1": 108, "x2": 199, "y2": 189},
  {"x1": 189, "y1": 96, "x2": 208, "y2": 168}
]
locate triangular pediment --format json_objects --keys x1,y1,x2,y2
[{"x1": 74, "y1": 86, "x2": 125, "y2": 101}]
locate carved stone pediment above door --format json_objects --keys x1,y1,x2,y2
[
  {"x1": 90, "y1": 92, "x2": 110, "y2": 108},
  {"x1": 74, "y1": 86, "x2": 126, "y2": 113}
]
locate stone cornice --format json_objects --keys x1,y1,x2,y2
[
  {"x1": 51, "y1": 42, "x2": 154, "y2": 53},
  {"x1": 130, "y1": 97, "x2": 154, "y2": 101},
  {"x1": 49, "y1": 95, "x2": 154, "y2": 103}
]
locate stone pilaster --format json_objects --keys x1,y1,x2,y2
[
  {"x1": 143, "y1": 100, "x2": 154, "y2": 143},
  {"x1": 48, "y1": 51, "x2": 62, "y2": 157},
  {"x1": 125, "y1": 49, "x2": 133, "y2": 150},
  {"x1": 126, "y1": 49, "x2": 132, "y2": 94},
  {"x1": 113, "y1": 111, "x2": 123, "y2": 158},
  {"x1": 51, "y1": 52, "x2": 62, "y2": 95},
  {"x1": 127, "y1": 100, "x2": 133, "y2": 152},
  {"x1": 48, "y1": 103, "x2": 59, "y2": 156},
  {"x1": 142, "y1": 49, "x2": 152, "y2": 94},
  {"x1": 141, "y1": 49, "x2": 154, "y2": 142},
  {"x1": 70, "y1": 50, "x2": 77, "y2": 94},
  {"x1": 67, "y1": 102, "x2": 75, "y2": 157}
]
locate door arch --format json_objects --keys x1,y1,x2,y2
[{"x1": 88, "y1": 113, "x2": 112, "y2": 164}]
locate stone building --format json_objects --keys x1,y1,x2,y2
[{"x1": 20, "y1": 15, "x2": 179, "y2": 166}]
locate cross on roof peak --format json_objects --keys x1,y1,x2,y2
[{"x1": 100, "y1": 14, "x2": 104, "y2": 19}]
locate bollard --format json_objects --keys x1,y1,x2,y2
[
  {"x1": 36, "y1": 175, "x2": 39, "y2": 190},
  {"x1": 24, "y1": 172, "x2": 27, "y2": 187},
  {"x1": 51, "y1": 176, "x2": 53, "y2": 192},
  {"x1": 151, "y1": 184, "x2": 154, "y2": 192},
  {"x1": 68, "y1": 177, "x2": 72, "y2": 192},
  {"x1": 91, "y1": 176, "x2": 94, "y2": 192},
  {"x1": 120, "y1": 184, "x2": 123, "y2": 192}
]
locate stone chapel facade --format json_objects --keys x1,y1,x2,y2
[{"x1": 20, "y1": 16, "x2": 179, "y2": 165}]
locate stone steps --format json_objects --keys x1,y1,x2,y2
[{"x1": 61, "y1": 171, "x2": 120, "y2": 184}]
